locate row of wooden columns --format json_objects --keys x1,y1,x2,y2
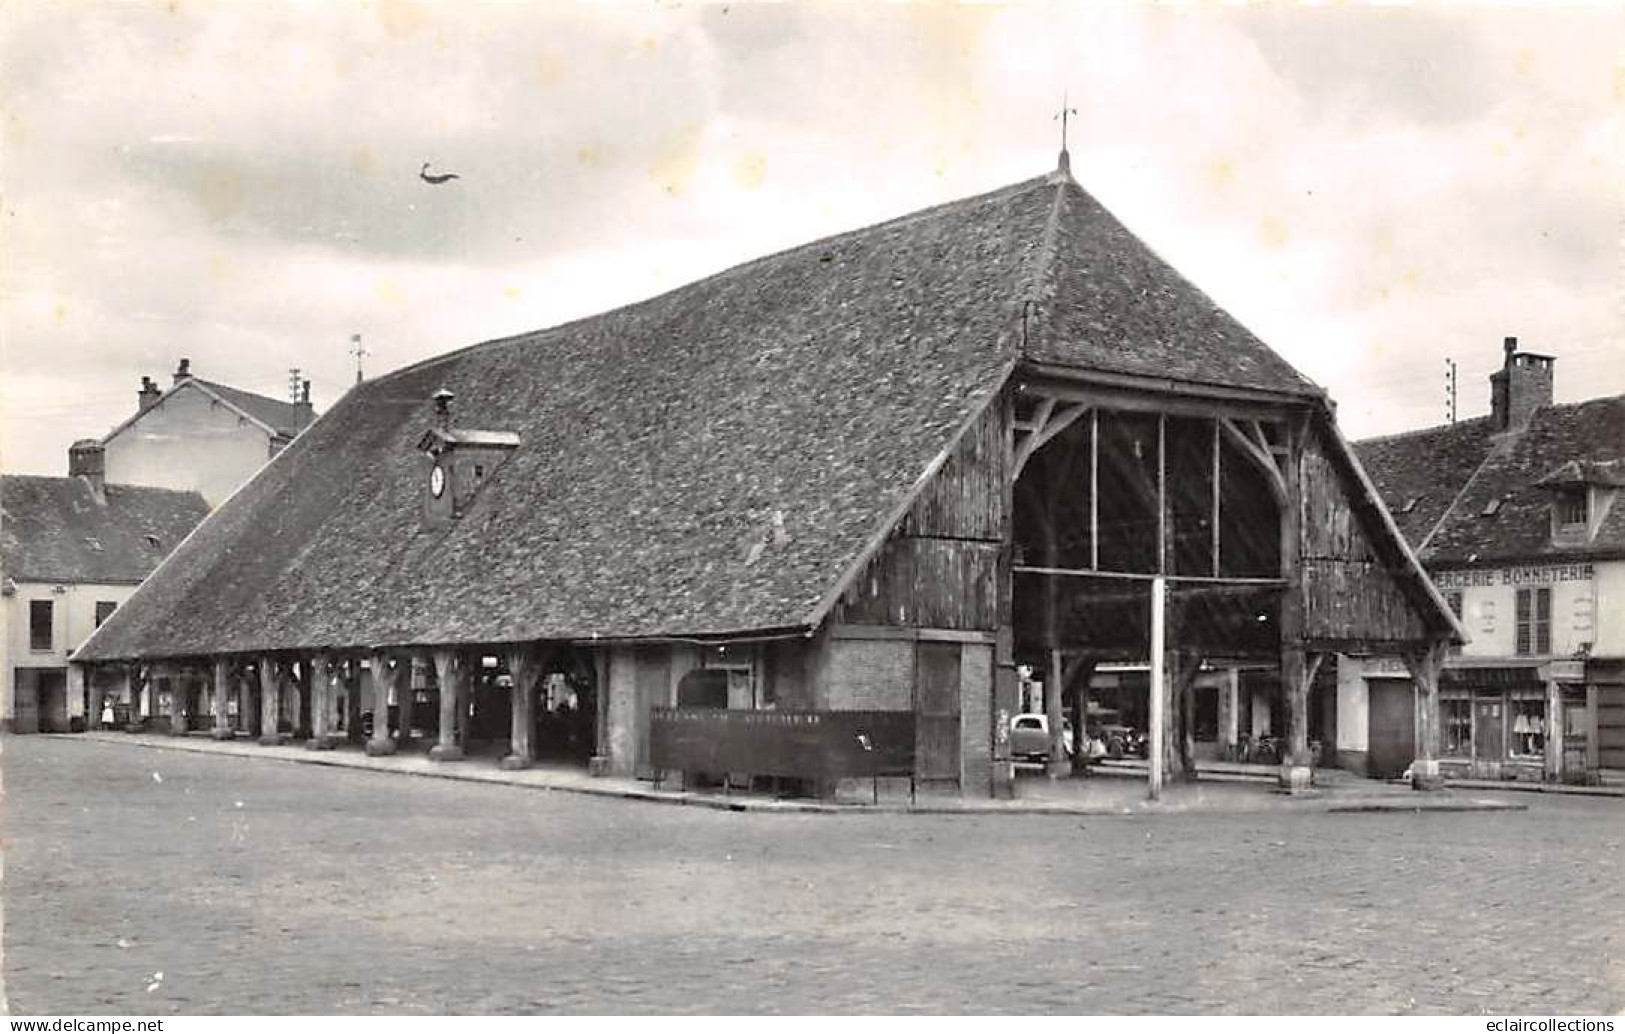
[{"x1": 83, "y1": 644, "x2": 550, "y2": 771}]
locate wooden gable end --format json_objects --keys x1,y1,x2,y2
[
  {"x1": 832, "y1": 400, "x2": 1006, "y2": 631},
  {"x1": 1298, "y1": 422, "x2": 1430, "y2": 647}
]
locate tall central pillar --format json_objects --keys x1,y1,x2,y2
[
  {"x1": 166, "y1": 667, "x2": 188, "y2": 737},
  {"x1": 430, "y1": 648, "x2": 463, "y2": 762},
  {"x1": 367, "y1": 651, "x2": 398, "y2": 756},
  {"x1": 258, "y1": 658, "x2": 284, "y2": 746},
  {"x1": 211, "y1": 657, "x2": 234, "y2": 739},
  {"x1": 502, "y1": 645, "x2": 538, "y2": 770},
  {"x1": 307, "y1": 653, "x2": 336, "y2": 750}
]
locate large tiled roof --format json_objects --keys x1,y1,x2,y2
[
  {"x1": 1355, "y1": 396, "x2": 1625, "y2": 565},
  {"x1": 77, "y1": 168, "x2": 1329, "y2": 661},
  {"x1": 1, "y1": 476, "x2": 209, "y2": 585}
]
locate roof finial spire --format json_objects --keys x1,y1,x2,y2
[{"x1": 1054, "y1": 91, "x2": 1078, "y2": 176}]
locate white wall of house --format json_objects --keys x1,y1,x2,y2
[
  {"x1": 2, "y1": 580, "x2": 139, "y2": 721},
  {"x1": 104, "y1": 385, "x2": 277, "y2": 507},
  {"x1": 1592, "y1": 560, "x2": 1625, "y2": 658},
  {"x1": 1435, "y1": 562, "x2": 1603, "y2": 659}
]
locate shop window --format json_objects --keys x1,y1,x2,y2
[
  {"x1": 1441, "y1": 698, "x2": 1471, "y2": 756},
  {"x1": 29, "y1": 600, "x2": 53, "y2": 651},
  {"x1": 1509, "y1": 697, "x2": 1546, "y2": 758},
  {"x1": 1514, "y1": 587, "x2": 1551, "y2": 656},
  {"x1": 94, "y1": 600, "x2": 117, "y2": 627}
]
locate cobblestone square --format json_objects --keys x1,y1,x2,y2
[{"x1": 3, "y1": 736, "x2": 1621, "y2": 1014}]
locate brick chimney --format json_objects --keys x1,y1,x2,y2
[
  {"x1": 137, "y1": 375, "x2": 161, "y2": 412},
  {"x1": 173, "y1": 357, "x2": 193, "y2": 385},
  {"x1": 1489, "y1": 336, "x2": 1554, "y2": 431},
  {"x1": 69, "y1": 439, "x2": 106, "y2": 504}
]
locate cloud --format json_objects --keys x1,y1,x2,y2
[{"x1": 2, "y1": 2, "x2": 1620, "y2": 476}]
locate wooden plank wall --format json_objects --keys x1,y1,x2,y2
[
  {"x1": 833, "y1": 402, "x2": 1005, "y2": 631},
  {"x1": 1298, "y1": 425, "x2": 1427, "y2": 644}
]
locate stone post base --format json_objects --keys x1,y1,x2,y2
[
  {"x1": 210, "y1": 728, "x2": 236, "y2": 741},
  {"x1": 1276, "y1": 764, "x2": 1314, "y2": 794},
  {"x1": 499, "y1": 754, "x2": 531, "y2": 771},
  {"x1": 588, "y1": 755, "x2": 611, "y2": 777},
  {"x1": 305, "y1": 735, "x2": 338, "y2": 751},
  {"x1": 258, "y1": 733, "x2": 285, "y2": 747},
  {"x1": 365, "y1": 739, "x2": 398, "y2": 757},
  {"x1": 1410, "y1": 758, "x2": 1444, "y2": 791},
  {"x1": 1045, "y1": 758, "x2": 1071, "y2": 780},
  {"x1": 428, "y1": 743, "x2": 464, "y2": 762}
]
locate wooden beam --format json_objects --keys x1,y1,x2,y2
[
  {"x1": 1011, "y1": 401, "x2": 1088, "y2": 482},
  {"x1": 1148, "y1": 576, "x2": 1166, "y2": 801},
  {"x1": 1089, "y1": 408, "x2": 1099, "y2": 571},
  {"x1": 1013, "y1": 565, "x2": 1285, "y2": 586},
  {"x1": 1017, "y1": 362, "x2": 1318, "y2": 410},
  {"x1": 1218, "y1": 417, "x2": 1288, "y2": 505},
  {"x1": 1210, "y1": 417, "x2": 1221, "y2": 577},
  {"x1": 1156, "y1": 413, "x2": 1167, "y2": 575}
]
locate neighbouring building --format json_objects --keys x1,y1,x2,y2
[
  {"x1": 102, "y1": 358, "x2": 317, "y2": 507},
  {"x1": 1, "y1": 441, "x2": 209, "y2": 731},
  {"x1": 1343, "y1": 338, "x2": 1625, "y2": 783},
  {"x1": 74, "y1": 156, "x2": 1461, "y2": 797}
]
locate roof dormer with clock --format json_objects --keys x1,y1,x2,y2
[{"x1": 415, "y1": 389, "x2": 520, "y2": 529}]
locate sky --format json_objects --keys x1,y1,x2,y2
[{"x1": 2, "y1": 1, "x2": 1621, "y2": 477}]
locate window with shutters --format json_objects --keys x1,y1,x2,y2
[{"x1": 1514, "y1": 587, "x2": 1551, "y2": 656}]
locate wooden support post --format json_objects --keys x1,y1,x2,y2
[
  {"x1": 366, "y1": 651, "x2": 397, "y2": 756},
  {"x1": 429, "y1": 648, "x2": 464, "y2": 762},
  {"x1": 1210, "y1": 418, "x2": 1221, "y2": 577},
  {"x1": 1276, "y1": 414, "x2": 1312, "y2": 793},
  {"x1": 211, "y1": 657, "x2": 234, "y2": 739},
  {"x1": 83, "y1": 664, "x2": 103, "y2": 731},
  {"x1": 165, "y1": 666, "x2": 188, "y2": 737},
  {"x1": 307, "y1": 653, "x2": 336, "y2": 750},
  {"x1": 1156, "y1": 414, "x2": 1167, "y2": 574},
  {"x1": 1544, "y1": 679, "x2": 1562, "y2": 783},
  {"x1": 1148, "y1": 576, "x2": 1166, "y2": 801},
  {"x1": 257, "y1": 658, "x2": 283, "y2": 745},
  {"x1": 120, "y1": 666, "x2": 138, "y2": 731},
  {"x1": 1046, "y1": 646, "x2": 1067, "y2": 777},
  {"x1": 1089, "y1": 409, "x2": 1099, "y2": 571},
  {"x1": 589, "y1": 648, "x2": 612, "y2": 776},
  {"x1": 1221, "y1": 667, "x2": 1240, "y2": 759},
  {"x1": 502, "y1": 645, "x2": 539, "y2": 770},
  {"x1": 1585, "y1": 684, "x2": 1600, "y2": 774},
  {"x1": 1403, "y1": 641, "x2": 1446, "y2": 791}
]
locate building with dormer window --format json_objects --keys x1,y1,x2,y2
[{"x1": 1345, "y1": 338, "x2": 1625, "y2": 783}]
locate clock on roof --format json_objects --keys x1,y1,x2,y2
[{"x1": 429, "y1": 463, "x2": 446, "y2": 499}]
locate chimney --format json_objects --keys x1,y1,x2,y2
[
  {"x1": 294, "y1": 379, "x2": 314, "y2": 428},
  {"x1": 68, "y1": 439, "x2": 106, "y2": 504},
  {"x1": 173, "y1": 357, "x2": 192, "y2": 385},
  {"x1": 1488, "y1": 335, "x2": 1555, "y2": 431},
  {"x1": 137, "y1": 375, "x2": 161, "y2": 412}
]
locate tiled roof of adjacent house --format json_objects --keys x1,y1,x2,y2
[
  {"x1": 193, "y1": 379, "x2": 314, "y2": 438},
  {"x1": 77, "y1": 167, "x2": 1335, "y2": 661},
  {"x1": 0, "y1": 476, "x2": 209, "y2": 585},
  {"x1": 1355, "y1": 395, "x2": 1625, "y2": 566}
]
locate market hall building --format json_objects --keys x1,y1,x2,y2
[
  {"x1": 1347, "y1": 339, "x2": 1625, "y2": 784},
  {"x1": 73, "y1": 157, "x2": 1464, "y2": 797}
]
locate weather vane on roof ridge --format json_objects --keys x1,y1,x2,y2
[
  {"x1": 1054, "y1": 92, "x2": 1078, "y2": 174},
  {"x1": 351, "y1": 333, "x2": 368, "y2": 385}
]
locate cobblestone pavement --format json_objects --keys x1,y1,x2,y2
[{"x1": 4, "y1": 736, "x2": 1621, "y2": 1015}]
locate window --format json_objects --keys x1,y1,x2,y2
[
  {"x1": 1509, "y1": 696, "x2": 1546, "y2": 758},
  {"x1": 1441, "y1": 698, "x2": 1471, "y2": 756},
  {"x1": 29, "y1": 600, "x2": 53, "y2": 650},
  {"x1": 1555, "y1": 488, "x2": 1588, "y2": 528},
  {"x1": 1515, "y1": 587, "x2": 1551, "y2": 656},
  {"x1": 94, "y1": 600, "x2": 117, "y2": 627}
]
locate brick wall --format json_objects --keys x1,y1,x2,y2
[{"x1": 823, "y1": 639, "x2": 913, "y2": 711}]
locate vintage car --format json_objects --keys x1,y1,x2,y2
[{"x1": 1008, "y1": 713, "x2": 1073, "y2": 763}]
